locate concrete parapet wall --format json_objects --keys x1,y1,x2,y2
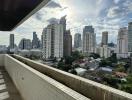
[
  {"x1": 12, "y1": 54, "x2": 132, "y2": 100},
  {"x1": 4, "y1": 54, "x2": 89, "y2": 100},
  {"x1": 0, "y1": 54, "x2": 5, "y2": 69}
]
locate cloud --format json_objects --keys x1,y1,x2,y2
[
  {"x1": 60, "y1": 7, "x2": 68, "y2": 11},
  {"x1": 35, "y1": 12, "x2": 46, "y2": 21},
  {"x1": 1, "y1": 0, "x2": 131, "y2": 45},
  {"x1": 34, "y1": 3, "x2": 63, "y2": 22},
  {"x1": 46, "y1": 1, "x2": 62, "y2": 8},
  {"x1": 114, "y1": 0, "x2": 120, "y2": 4},
  {"x1": 123, "y1": 0, "x2": 132, "y2": 12},
  {"x1": 35, "y1": 12, "x2": 43, "y2": 21},
  {"x1": 97, "y1": 0, "x2": 103, "y2": 5},
  {"x1": 107, "y1": 6, "x2": 125, "y2": 18},
  {"x1": 47, "y1": 18, "x2": 60, "y2": 24}
]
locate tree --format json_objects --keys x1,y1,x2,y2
[
  {"x1": 120, "y1": 74, "x2": 132, "y2": 93},
  {"x1": 124, "y1": 63, "x2": 129, "y2": 71},
  {"x1": 126, "y1": 74, "x2": 132, "y2": 83},
  {"x1": 103, "y1": 74, "x2": 120, "y2": 88},
  {"x1": 58, "y1": 61, "x2": 65, "y2": 69},
  {"x1": 65, "y1": 56, "x2": 74, "y2": 65},
  {"x1": 121, "y1": 84, "x2": 132, "y2": 94},
  {"x1": 73, "y1": 64, "x2": 80, "y2": 69},
  {"x1": 52, "y1": 57, "x2": 57, "y2": 63},
  {"x1": 58, "y1": 61, "x2": 72, "y2": 72},
  {"x1": 72, "y1": 51, "x2": 84, "y2": 61},
  {"x1": 70, "y1": 69, "x2": 77, "y2": 75},
  {"x1": 107, "y1": 53, "x2": 117, "y2": 63},
  {"x1": 89, "y1": 53, "x2": 100, "y2": 59},
  {"x1": 115, "y1": 64, "x2": 125, "y2": 72},
  {"x1": 99, "y1": 60, "x2": 109, "y2": 67},
  {"x1": 60, "y1": 58, "x2": 64, "y2": 62}
]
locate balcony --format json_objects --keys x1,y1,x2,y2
[
  {"x1": 0, "y1": 54, "x2": 131, "y2": 100},
  {"x1": 0, "y1": 66, "x2": 22, "y2": 99}
]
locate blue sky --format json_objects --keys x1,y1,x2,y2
[{"x1": 0, "y1": 0, "x2": 132, "y2": 45}]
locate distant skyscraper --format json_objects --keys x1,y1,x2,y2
[
  {"x1": 41, "y1": 34, "x2": 43, "y2": 49},
  {"x1": 74, "y1": 33, "x2": 81, "y2": 49},
  {"x1": 38, "y1": 40, "x2": 41, "y2": 48},
  {"x1": 101, "y1": 31, "x2": 108, "y2": 46},
  {"x1": 60, "y1": 16, "x2": 72, "y2": 57},
  {"x1": 32, "y1": 32, "x2": 39, "y2": 49},
  {"x1": 83, "y1": 26, "x2": 94, "y2": 33},
  {"x1": 117, "y1": 27, "x2": 128, "y2": 58},
  {"x1": 19, "y1": 38, "x2": 32, "y2": 50},
  {"x1": 128, "y1": 22, "x2": 132, "y2": 54},
  {"x1": 9, "y1": 34, "x2": 14, "y2": 49},
  {"x1": 83, "y1": 26, "x2": 96, "y2": 55},
  {"x1": 19, "y1": 39, "x2": 25, "y2": 50},
  {"x1": 42, "y1": 23, "x2": 63, "y2": 59},
  {"x1": 64, "y1": 30, "x2": 72, "y2": 57},
  {"x1": 60, "y1": 16, "x2": 66, "y2": 33}
]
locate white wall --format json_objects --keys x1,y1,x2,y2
[
  {"x1": 4, "y1": 55, "x2": 89, "y2": 100},
  {"x1": 0, "y1": 54, "x2": 5, "y2": 68}
]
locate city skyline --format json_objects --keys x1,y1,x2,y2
[
  {"x1": 0, "y1": 0, "x2": 132, "y2": 99},
  {"x1": 0, "y1": 0, "x2": 132, "y2": 45}
]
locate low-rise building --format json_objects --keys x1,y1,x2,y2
[
  {"x1": 100, "y1": 45, "x2": 111, "y2": 58},
  {"x1": 97, "y1": 67, "x2": 113, "y2": 74}
]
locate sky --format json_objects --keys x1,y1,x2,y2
[{"x1": 0, "y1": 0, "x2": 132, "y2": 46}]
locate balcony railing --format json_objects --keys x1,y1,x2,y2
[
  {"x1": 11, "y1": 54, "x2": 132, "y2": 100},
  {"x1": 1, "y1": 54, "x2": 90, "y2": 100},
  {"x1": 0, "y1": 54, "x2": 131, "y2": 100}
]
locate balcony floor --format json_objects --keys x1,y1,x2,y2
[{"x1": 0, "y1": 67, "x2": 23, "y2": 100}]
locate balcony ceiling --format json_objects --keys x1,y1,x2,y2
[{"x1": 0, "y1": 0, "x2": 50, "y2": 31}]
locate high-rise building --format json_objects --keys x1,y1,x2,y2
[
  {"x1": 128, "y1": 22, "x2": 132, "y2": 54},
  {"x1": 41, "y1": 34, "x2": 43, "y2": 49},
  {"x1": 64, "y1": 30, "x2": 72, "y2": 57},
  {"x1": 9, "y1": 34, "x2": 14, "y2": 49},
  {"x1": 19, "y1": 38, "x2": 32, "y2": 50},
  {"x1": 74, "y1": 33, "x2": 81, "y2": 49},
  {"x1": 32, "y1": 32, "x2": 39, "y2": 49},
  {"x1": 42, "y1": 27, "x2": 51, "y2": 59},
  {"x1": 38, "y1": 40, "x2": 41, "y2": 48},
  {"x1": 59, "y1": 16, "x2": 72, "y2": 57},
  {"x1": 83, "y1": 26, "x2": 96, "y2": 55},
  {"x1": 60, "y1": 16, "x2": 66, "y2": 33},
  {"x1": 128, "y1": 22, "x2": 132, "y2": 73},
  {"x1": 117, "y1": 27, "x2": 128, "y2": 58},
  {"x1": 42, "y1": 23, "x2": 63, "y2": 59},
  {"x1": 19, "y1": 39, "x2": 24, "y2": 50},
  {"x1": 101, "y1": 31, "x2": 108, "y2": 46}
]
